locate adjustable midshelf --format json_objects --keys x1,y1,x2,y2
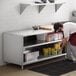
[{"x1": 23, "y1": 40, "x2": 62, "y2": 49}]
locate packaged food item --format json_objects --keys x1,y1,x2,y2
[
  {"x1": 53, "y1": 32, "x2": 63, "y2": 41},
  {"x1": 54, "y1": 43, "x2": 62, "y2": 54},
  {"x1": 43, "y1": 48, "x2": 49, "y2": 56},
  {"x1": 45, "y1": 33, "x2": 54, "y2": 42},
  {"x1": 58, "y1": 32, "x2": 63, "y2": 40},
  {"x1": 48, "y1": 48, "x2": 52, "y2": 55},
  {"x1": 54, "y1": 43, "x2": 61, "y2": 49},
  {"x1": 51, "y1": 48, "x2": 57, "y2": 55},
  {"x1": 57, "y1": 48, "x2": 62, "y2": 54}
]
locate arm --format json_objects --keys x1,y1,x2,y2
[{"x1": 61, "y1": 37, "x2": 67, "y2": 48}]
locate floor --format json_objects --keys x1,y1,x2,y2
[
  {"x1": 0, "y1": 62, "x2": 76, "y2": 76},
  {"x1": 29, "y1": 60, "x2": 76, "y2": 76},
  {"x1": 0, "y1": 64, "x2": 48, "y2": 76}
]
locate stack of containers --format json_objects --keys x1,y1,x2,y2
[{"x1": 42, "y1": 43, "x2": 62, "y2": 56}]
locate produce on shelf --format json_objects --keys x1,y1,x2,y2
[
  {"x1": 48, "y1": 48, "x2": 52, "y2": 55},
  {"x1": 43, "y1": 48, "x2": 49, "y2": 56},
  {"x1": 54, "y1": 43, "x2": 62, "y2": 54},
  {"x1": 54, "y1": 43, "x2": 61, "y2": 49},
  {"x1": 42, "y1": 43, "x2": 62, "y2": 56},
  {"x1": 51, "y1": 48, "x2": 57, "y2": 55}
]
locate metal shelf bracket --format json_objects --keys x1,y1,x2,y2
[
  {"x1": 38, "y1": 5, "x2": 46, "y2": 13},
  {"x1": 20, "y1": 3, "x2": 29, "y2": 14},
  {"x1": 55, "y1": 4, "x2": 63, "y2": 12}
]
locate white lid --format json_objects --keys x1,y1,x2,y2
[{"x1": 23, "y1": 50, "x2": 30, "y2": 54}]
